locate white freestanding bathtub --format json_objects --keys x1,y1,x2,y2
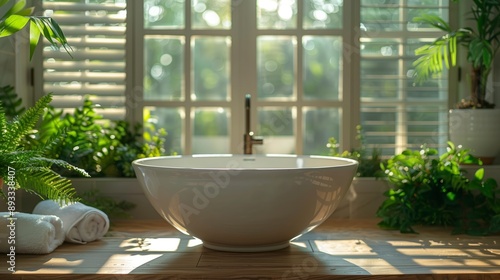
[{"x1": 133, "y1": 154, "x2": 358, "y2": 252}]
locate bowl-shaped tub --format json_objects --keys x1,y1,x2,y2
[{"x1": 133, "y1": 154, "x2": 358, "y2": 252}]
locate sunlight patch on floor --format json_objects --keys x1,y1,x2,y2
[
  {"x1": 97, "y1": 254, "x2": 163, "y2": 273},
  {"x1": 120, "y1": 238, "x2": 181, "y2": 252},
  {"x1": 314, "y1": 239, "x2": 377, "y2": 255}
]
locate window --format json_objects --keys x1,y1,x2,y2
[
  {"x1": 37, "y1": 0, "x2": 452, "y2": 156},
  {"x1": 360, "y1": 0, "x2": 450, "y2": 155},
  {"x1": 37, "y1": 0, "x2": 127, "y2": 120},
  {"x1": 139, "y1": 0, "x2": 346, "y2": 155}
]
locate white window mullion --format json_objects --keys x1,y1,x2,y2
[
  {"x1": 184, "y1": 0, "x2": 192, "y2": 155},
  {"x1": 294, "y1": 0, "x2": 303, "y2": 155},
  {"x1": 342, "y1": 0, "x2": 360, "y2": 153},
  {"x1": 128, "y1": 0, "x2": 141, "y2": 124},
  {"x1": 396, "y1": 1, "x2": 407, "y2": 154},
  {"x1": 231, "y1": 0, "x2": 257, "y2": 154}
]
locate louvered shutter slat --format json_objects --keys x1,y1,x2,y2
[{"x1": 42, "y1": 1, "x2": 127, "y2": 120}]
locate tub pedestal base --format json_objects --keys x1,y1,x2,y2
[{"x1": 202, "y1": 241, "x2": 290, "y2": 252}]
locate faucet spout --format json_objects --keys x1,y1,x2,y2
[{"x1": 244, "y1": 94, "x2": 264, "y2": 154}]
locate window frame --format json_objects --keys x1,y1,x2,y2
[
  {"x1": 132, "y1": 0, "x2": 359, "y2": 155},
  {"x1": 32, "y1": 0, "x2": 457, "y2": 156}
]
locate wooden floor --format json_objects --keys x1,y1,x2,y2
[{"x1": 2, "y1": 218, "x2": 500, "y2": 279}]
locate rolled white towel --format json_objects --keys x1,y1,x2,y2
[
  {"x1": 0, "y1": 212, "x2": 64, "y2": 254},
  {"x1": 33, "y1": 200, "x2": 110, "y2": 244}
]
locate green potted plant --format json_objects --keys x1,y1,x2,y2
[
  {"x1": 327, "y1": 125, "x2": 390, "y2": 219},
  {"x1": 377, "y1": 142, "x2": 500, "y2": 235},
  {"x1": 28, "y1": 97, "x2": 167, "y2": 178},
  {"x1": 0, "y1": 94, "x2": 89, "y2": 204},
  {"x1": 412, "y1": 0, "x2": 500, "y2": 163},
  {"x1": 34, "y1": 99, "x2": 166, "y2": 219},
  {"x1": 1, "y1": 92, "x2": 168, "y2": 218},
  {"x1": 0, "y1": 0, "x2": 84, "y2": 206},
  {"x1": 0, "y1": 2, "x2": 158, "y2": 219}
]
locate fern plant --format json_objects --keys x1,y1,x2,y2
[
  {"x1": 0, "y1": 94, "x2": 89, "y2": 204},
  {"x1": 26, "y1": 97, "x2": 167, "y2": 177},
  {"x1": 0, "y1": 85, "x2": 24, "y2": 117}
]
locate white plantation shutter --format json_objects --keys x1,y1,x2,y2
[
  {"x1": 39, "y1": 0, "x2": 127, "y2": 120},
  {"x1": 359, "y1": 0, "x2": 452, "y2": 155}
]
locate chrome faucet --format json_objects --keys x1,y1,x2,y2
[{"x1": 244, "y1": 94, "x2": 263, "y2": 154}]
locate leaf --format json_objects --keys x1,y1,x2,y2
[
  {"x1": 0, "y1": 14, "x2": 29, "y2": 37},
  {"x1": 34, "y1": 17, "x2": 72, "y2": 56},
  {"x1": 0, "y1": 0, "x2": 26, "y2": 19},
  {"x1": 474, "y1": 168, "x2": 485, "y2": 181},
  {"x1": 413, "y1": 28, "x2": 472, "y2": 84},
  {"x1": 34, "y1": 157, "x2": 90, "y2": 178},
  {"x1": 29, "y1": 20, "x2": 40, "y2": 60},
  {"x1": 0, "y1": 1, "x2": 72, "y2": 59},
  {"x1": 3, "y1": 94, "x2": 52, "y2": 152},
  {"x1": 16, "y1": 168, "x2": 79, "y2": 204},
  {"x1": 16, "y1": 6, "x2": 34, "y2": 16}
]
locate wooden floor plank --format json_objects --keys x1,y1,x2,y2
[{"x1": 1, "y1": 218, "x2": 499, "y2": 279}]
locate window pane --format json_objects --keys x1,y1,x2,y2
[
  {"x1": 303, "y1": 36, "x2": 342, "y2": 100},
  {"x1": 192, "y1": 0, "x2": 231, "y2": 29},
  {"x1": 407, "y1": 106, "x2": 448, "y2": 147},
  {"x1": 361, "y1": 0, "x2": 401, "y2": 32},
  {"x1": 255, "y1": 107, "x2": 295, "y2": 154},
  {"x1": 192, "y1": 37, "x2": 230, "y2": 101},
  {"x1": 303, "y1": 0, "x2": 343, "y2": 29},
  {"x1": 361, "y1": 38, "x2": 449, "y2": 100},
  {"x1": 144, "y1": 0, "x2": 184, "y2": 29},
  {"x1": 257, "y1": 0, "x2": 297, "y2": 29},
  {"x1": 192, "y1": 107, "x2": 230, "y2": 154},
  {"x1": 303, "y1": 107, "x2": 340, "y2": 155},
  {"x1": 257, "y1": 36, "x2": 295, "y2": 100},
  {"x1": 361, "y1": 106, "x2": 396, "y2": 156},
  {"x1": 145, "y1": 107, "x2": 184, "y2": 154},
  {"x1": 361, "y1": 0, "x2": 449, "y2": 32},
  {"x1": 407, "y1": 0, "x2": 449, "y2": 31},
  {"x1": 361, "y1": 38, "x2": 400, "y2": 57},
  {"x1": 144, "y1": 36, "x2": 184, "y2": 101},
  {"x1": 361, "y1": 59, "x2": 399, "y2": 99}
]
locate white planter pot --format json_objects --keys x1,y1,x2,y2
[
  {"x1": 330, "y1": 177, "x2": 390, "y2": 219},
  {"x1": 449, "y1": 109, "x2": 500, "y2": 164}
]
